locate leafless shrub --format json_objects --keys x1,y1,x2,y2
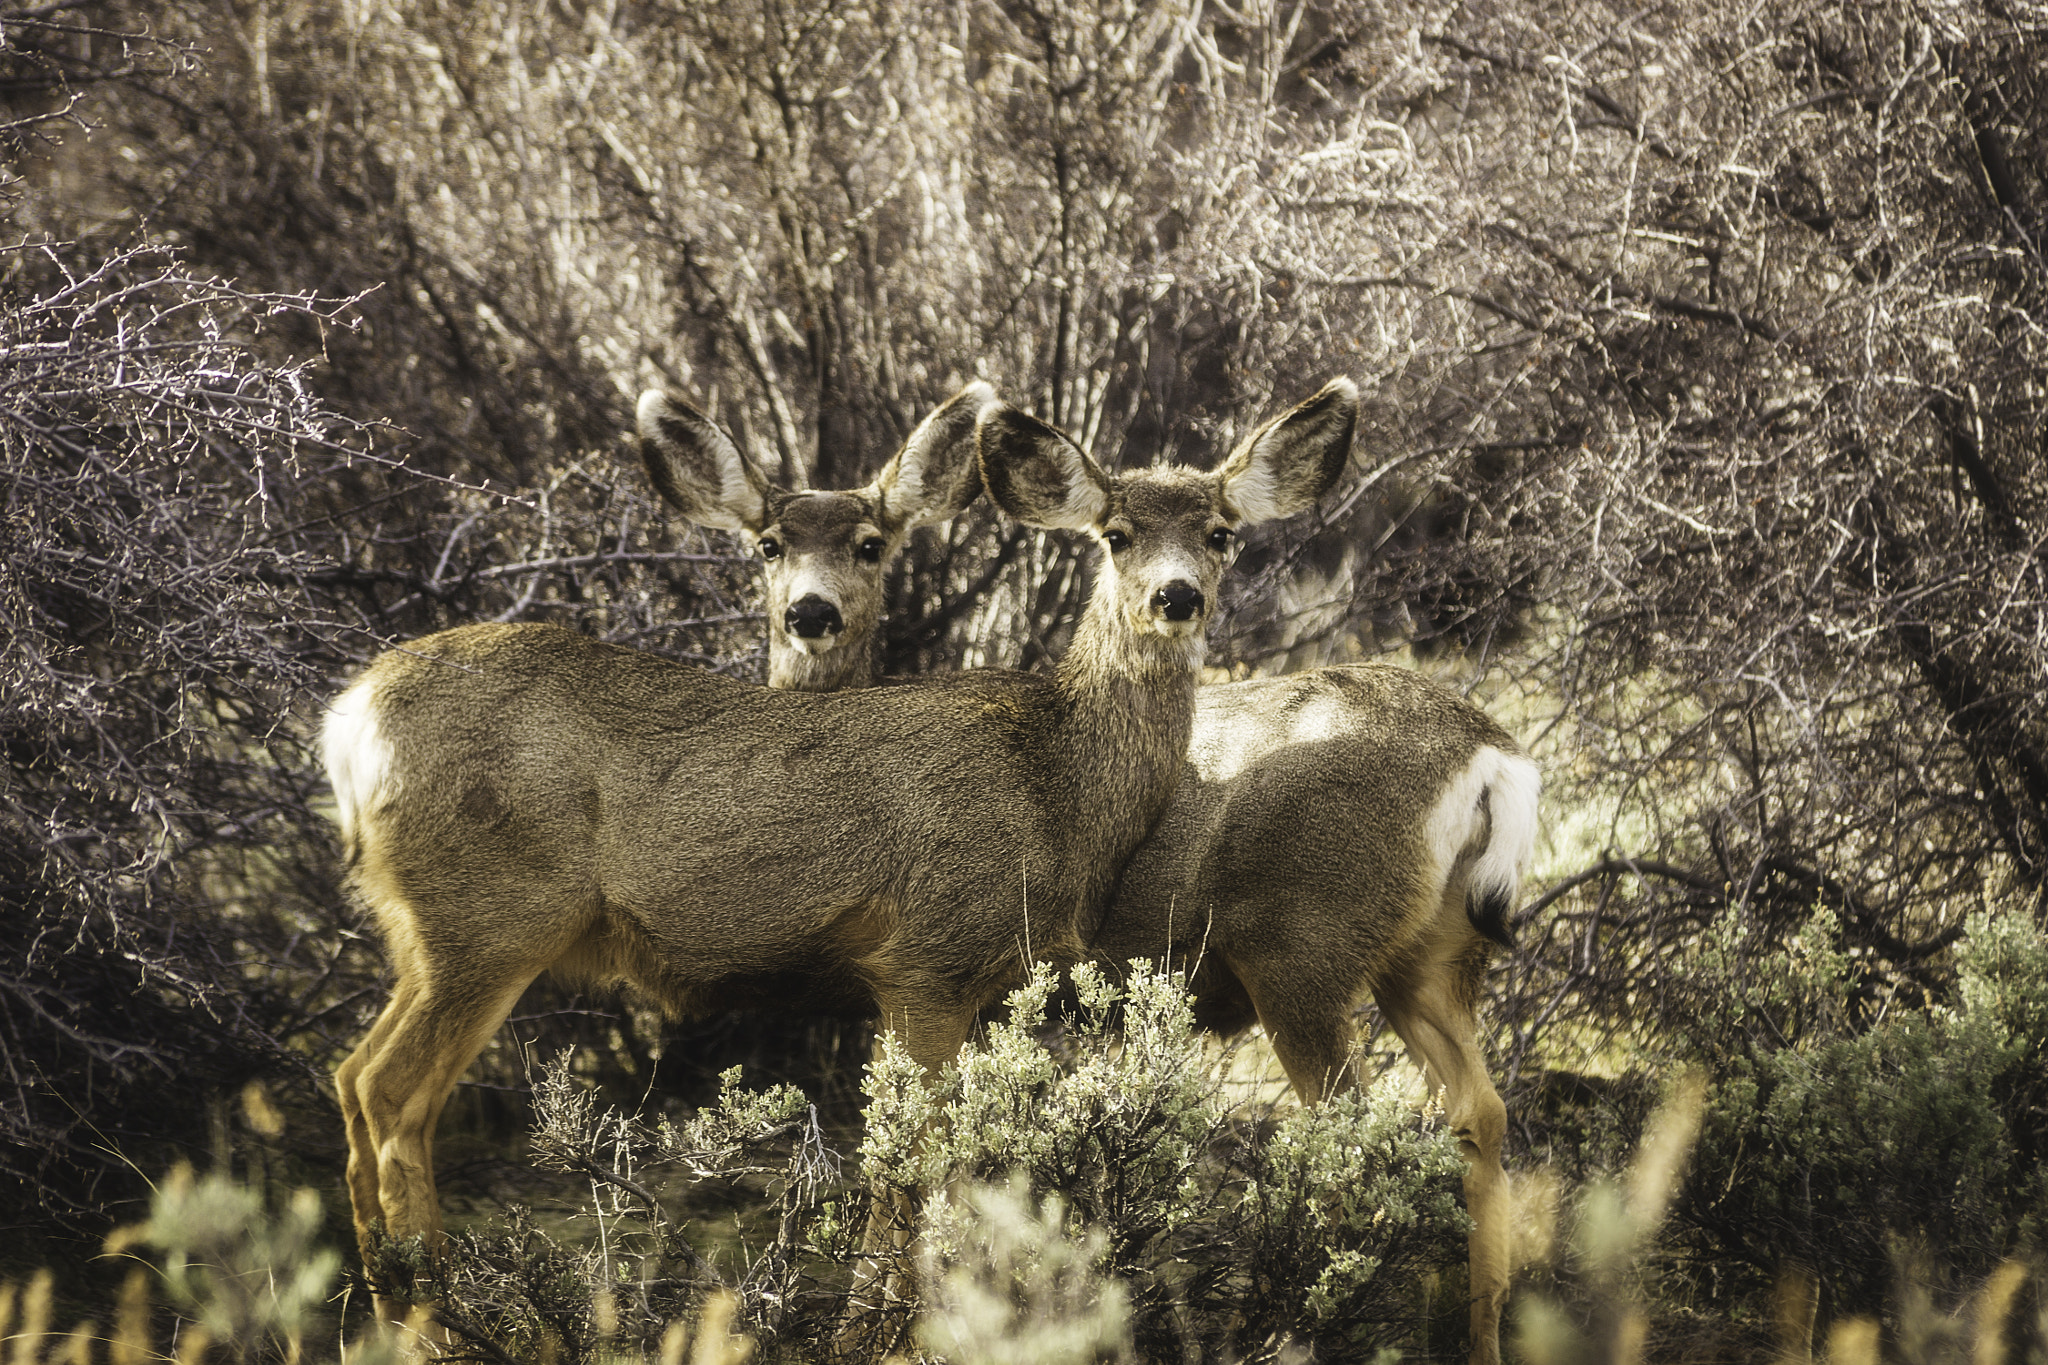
[
  {"x1": 1357, "y1": 0, "x2": 2048, "y2": 1087},
  {"x1": 0, "y1": 237, "x2": 404, "y2": 1224}
]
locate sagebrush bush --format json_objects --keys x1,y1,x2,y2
[
  {"x1": 919, "y1": 1177, "x2": 1132, "y2": 1365},
  {"x1": 898, "y1": 964, "x2": 1218, "y2": 1259},
  {"x1": 127, "y1": 1165, "x2": 343, "y2": 1362},
  {"x1": 1952, "y1": 906, "x2": 2048, "y2": 1210},
  {"x1": 422, "y1": 965, "x2": 1469, "y2": 1362},
  {"x1": 5, "y1": 1163, "x2": 409, "y2": 1365},
  {"x1": 861, "y1": 962, "x2": 1471, "y2": 1363},
  {"x1": 1512, "y1": 1042, "x2": 2048, "y2": 1365},
  {"x1": 1671, "y1": 906, "x2": 2048, "y2": 1320}
]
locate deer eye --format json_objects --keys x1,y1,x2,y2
[
  {"x1": 857, "y1": 536, "x2": 885, "y2": 563},
  {"x1": 758, "y1": 537, "x2": 782, "y2": 560},
  {"x1": 1207, "y1": 527, "x2": 1233, "y2": 552},
  {"x1": 1103, "y1": 529, "x2": 1131, "y2": 554}
]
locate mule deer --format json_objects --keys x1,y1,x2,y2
[
  {"x1": 323, "y1": 379, "x2": 1358, "y2": 1317},
  {"x1": 1091, "y1": 667, "x2": 1539, "y2": 1365},
  {"x1": 635, "y1": 383, "x2": 990, "y2": 692}
]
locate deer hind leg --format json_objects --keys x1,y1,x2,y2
[
  {"x1": 335, "y1": 974, "x2": 421, "y2": 1261},
  {"x1": 1232, "y1": 955, "x2": 1358, "y2": 1105},
  {"x1": 339, "y1": 961, "x2": 541, "y2": 1321},
  {"x1": 1375, "y1": 947, "x2": 1507, "y2": 1365}
]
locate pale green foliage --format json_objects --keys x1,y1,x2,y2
[
  {"x1": 858, "y1": 1034, "x2": 940, "y2": 1191},
  {"x1": 534, "y1": 1056, "x2": 812, "y2": 1175},
  {"x1": 1514, "y1": 1077, "x2": 1707, "y2": 1362},
  {"x1": 920, "y1": 1176, "x2": 1132, "y2": 1365},
  {"x1": 914, "y1": 963, "x2": 1217, "y2": 1251},
  {"x1": 1686, "y1": 904, "x2": 1861, "y2": 1049},
  {"x1": 669, "y1": 1066, "x2": 815, "y2": 1158},
  {"x1": 1669, "y1": 904, "x2": 2048, "y2": 1317},
  {"x1": 144, "y1": 1167, "x2": 338, "y2": 1346},
  {"x1": 126, "y1": 1164, "x2": 387, "y2": 1364},
  {"x1": 1950, "y1": 908, "x2": 2048, "y2": 1062},
  {"x1": 1253, "y1": 1081, "x2": 1470, "y2": 1323},
  {"x1": 4, "y1": 1166, "x2": 407, "y2": 1365},
  {"x1": 531, "y1": 1054, "x2": 819, "y2": 1195},
  {"x1": 381, "y1": 967, "x2": 1468, "y2": 1361},
  {"x1": 1513, "y1": 1294, "x2": 1585, "y2": 1365},
  {"x1": 859, "y1": 962, "x2": 1470, "y2": 1361}
]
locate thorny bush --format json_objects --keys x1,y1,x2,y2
[{"x1": 0, "y1": 238, "x2": 395, "y2": 1233}]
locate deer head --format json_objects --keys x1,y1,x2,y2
[
  {"x1": 977, "y1": 379, "x2": 1359, "y2": 664},
  {"x1": 637, "y1": 382, "x2": 994, "y2": 690}
]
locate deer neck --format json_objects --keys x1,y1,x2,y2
[
  {"x1": 1050, "y1": 587, "x2": 1203, "y2": 856},
  {"x1": 768, "y1": 635, "x2": 878, "y2": 692}
]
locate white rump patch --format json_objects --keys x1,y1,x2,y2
[
  {"x1": 1284, "y1": 692, "x2": 1355, "y2": 748},
  {"x1": 1424, "y1": 745, "x2": 1541, "y2": 903},
  {"x1": 1188, "y1": 712, "x2": 1266, "y2": 785},
  {"x1": 322, "y1": 676, "x2": 395, "y2": 851}
]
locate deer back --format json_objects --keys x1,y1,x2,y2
[
  {"x1": 336, "y1": 624, "x2": 1119, "y2": 1013},
  {"x1": 1095, "y1": 665, "x2": 1536, "y2": 1004}
]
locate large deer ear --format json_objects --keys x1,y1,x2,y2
[
  {"x1": 636, "y1": 390, "x2": 774, "y2": 533},
  {"x1": 866, "y1": 380, "x2": 996, "y2": 532},
  {"x1": 1217, "y1": 378, "x2": 1358, "y2": 524},
  {"x1": 978, "y1": 404, "x2": 1112, "y2": 530}
]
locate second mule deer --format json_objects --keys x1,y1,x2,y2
[
  {"x1": 635, "y1": 383, "x2": 991, "y2": 692},
  {"x1": 323, "y1": 379, "x2": 1358, "y2": 1317},
  {"x1": 1091, "y1": 667, "x2": 1539, "y2": 1365}
]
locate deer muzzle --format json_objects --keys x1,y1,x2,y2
[
  {"x1": 785, "y1": 594, "x2": 844, "y2": 640},
  {"x1": 1151, "y1": 581, "x2": 1204, "y2": 623}
]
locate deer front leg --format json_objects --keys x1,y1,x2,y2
[{"x1": 836, "y1": 992, "x2": 976, "y2": 1360}]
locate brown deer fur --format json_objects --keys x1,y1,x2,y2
[{"x1": 1093, "y1": 666, "x2": 1539, "y2": 1365}]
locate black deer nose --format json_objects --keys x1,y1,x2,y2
[
  {"x1": 785, "y1": 595, "x2": 843, "y2": 639},
  {"x1": 1152, "y1": 582, "x2": 1204, "y2": 622}
]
